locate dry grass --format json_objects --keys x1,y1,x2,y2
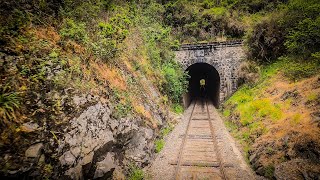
[
  {"x1": 265, "y1": 74, "x2": 319, "y2": 126},
  {"x1": 92, "y1": 62, "x2": 127, "y2": 91},
  {"x1": 252, "y1": 74, "x2": 320, "y2": 166},
  {"x1": 33, "y1": 26, "x2": 61, "y2": 45},
  {"x1": 133, "y1": 103, "x2": 158, "y2": 129}
]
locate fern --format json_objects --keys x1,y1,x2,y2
[{"x1": 0, "y1": 87, "x2": 20, "y2": 125}]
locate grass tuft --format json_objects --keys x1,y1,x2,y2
[
  {"x1": 128, "y1": 165, "x2": 144, "y2": 180},
  {"x1": 0, "y1": 88, "x2": 20, "y2": 125},
  {"x1": 155, "y1": 139, "x2": 164, "y2": 153},
  {"x1": 172, "y1": 103, "x2": 184, "y2": 114}
]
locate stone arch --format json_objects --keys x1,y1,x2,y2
[
  {"x1": 175, "y1": 41, "x2": 245, "y2": 106},
  {"x1": 183, "y1": 62, "x2": 221, "y2": 108}
]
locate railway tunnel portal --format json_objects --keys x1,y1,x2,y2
[{"x1": 175, "y1": 40, "x2": 245, "y2": 107}]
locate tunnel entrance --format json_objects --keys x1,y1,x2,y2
[{"x1": 183, "y1": 63, "x2": 220, "y2": 108}]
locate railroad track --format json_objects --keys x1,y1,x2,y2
[{"x1": 173, "y1": 99, "x2": 226, "y2": 180}]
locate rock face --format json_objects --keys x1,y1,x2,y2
[
  {"x1": 58, "y1": 102, "x2": 114, "y2": 179},
  {"x1": 61, "y1": 102, "x2": 114, "y2": 158},
  {"x1": 249, "y1": 134, "x2": 320, "y2": 179},
  {"x1": 57, "y1": 100, "x2": 158, "y2": 179},
  {"x1": 274, "y1": 159, "x2": 320, "y2": 180},
  {"x1": 0, "y1": 53, "x2": 165, "y2": 180},
  {"x1": 124, "y1": 129, "x2": 152, "y2": 166},
  {"x1": 59, "y1": 151, "x2": 76, "y2": 166}
]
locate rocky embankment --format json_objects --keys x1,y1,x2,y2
[{"x1": 0, "y1": 53, "x2": 168, "y2": 179}]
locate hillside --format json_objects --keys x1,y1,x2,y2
[
  {"x1": 0, "y1": 1, "x2": 188, "y2": 179},
  {"x1": 1, "y1": 0, "x2": 320, "y2": 179},
  {"x1": 222, "y1": 59, "x2": 320, "y2": 178}
]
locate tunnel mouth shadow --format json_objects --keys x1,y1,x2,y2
[{"x1": 183, "y1": 63, "x2": 220, "y2": 108}]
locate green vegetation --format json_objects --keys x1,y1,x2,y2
[
  {"x1": 264, "y1": 164, "x2": 275, "y2": 179},
  {"x1": 128, "y1": 164, "x2": 145, "y2": 180},
  {"x1": 60, "y1": 19, "x2": 88, "y2": 43},
  {"x1": 247, "y1": 0, "x2": 320, "y2": 63},
  {"x1": 161, "y1": 124, "x2": 174, "y2": 137},
  {"x1": 162, "y1": 0, "x2": 245, "y2": 43},
  {"x1": 161, "y1": 63, "x2": 189, "y2": 104},
  {"x1": 222, "y1": 61, "x2": 286, "y2": 157},
  {"x1": 282, "y1": 58, "x2": 320, "y2": 81},
  {"x1": 307, "y1": 93, "x2": 318, "y2": 102},
  {"x1": 2, "y1": 0, "x2": 319, "y2": 126},
  {"x1": 1, "y1": 1, "x2": 191, "y2": 177},
  {"x1": 154, "y1": 123, "x2": 175, "y2": 153},
  {"x1": 1, "y1": 0, "x2": 320, "y2": 179},
  {"x1": 0, "y1": 0, "x2": 191, "y2": 125},
  {"x1": 172, "y1": 103, "x2": 184, "y2": 114},
  {"x1": 152, "y1": 122, "x2": 176, "y2": 153},
  {"x1": 155, "y1": 139, "x2": 165, "y2": 153},
  {"x1": 113, "y1": 102, "x2": 133, "y2": 119},
  {"x1": 0, "y1": 88, "x2": 20, "y2": 124},
  {"x1": 223, "y1": 50, "x2": 319, "y2": 178},
  {"x1": 222, "y1": 109, "x2": 231, "y2": 117}
]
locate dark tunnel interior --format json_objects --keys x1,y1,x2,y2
[{"x1": 183, "y1": 63, "x2": 220, "y2": 107}]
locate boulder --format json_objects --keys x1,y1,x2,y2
[
  {"x1": 93, "y1": 153, "x2": 116, "y2": 179},
  {"x1": 59, "y1": 151, "x2": 75, "y2": 166},
  {"x1": 25, "y1": 143, "x2": 43, "y2": 158},
  {"x1": 142, "y1": 127, "x2": 154, "y2": 140},
  {"x1": 81, "y1": 152, "x2": 94, "y2": 176},
  {"x1": 65, "y1": 164, "x2": 82, "y2": 180},
  {"x1": 63, "y1": 102, "x2": 114, "y2": 156},
  {"x1": 20, "y1": 122, "x2": 39, "y2": 132},
  {"x1": 125, "y1": 131, "x2": 150, "y2": 165}
]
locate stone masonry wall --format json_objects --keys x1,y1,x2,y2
[{"x1": 175, "y1": 41, "x2": 245, "y2": 102}]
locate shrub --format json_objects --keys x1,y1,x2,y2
[
  {"x1": 282, "y1": 59, "x2": 320, "y2": 81},
  {"x1": 247, "y1": 0, "x2": 320, "y2": 63},
  {"x1": 59, "y1": 18, "x2": 88, "y2": 43},
  {"x1": 210, "y1": 7, "x2": 227, "y2": 18},
  {"x1": 202, "y1": 0, "x2": 215, "y2": 9},
  {"x1": 229, "y1": 0, "x2": 286, "y2": 13},
  {"x1": 59, "y1": 0, "x2": 102, "y2": 21},
  {"x1": 93, "y1": 12, "x2": 131, "y2": 61},
  {"x1": 285, "y1": 17, "x2": 320, "y2": 57},
  {"x1": 98, "y1": 13, "x2": 131, "y2": 42},
  {"x1": 161, "y1": 62, "x2": 188, "y2": 103},
  {"x1": 282, "y1": 0, "x2": 320, "y2": 58},
  {"x1": 91, "y1": 38, "x2": 117, "y2": 61},
  {"x1": 246, "y1": 15, "x2": 286, "y2": 63},
  {"x1": 142, "y1": 24, "x2": 172, "y2": 68}
]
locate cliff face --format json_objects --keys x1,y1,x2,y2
[
  {"x1": 0, "y1": 2, "x2": 178, "y2": 177},
  {"x1": 0, "y1": 40, "x2": 168, "y2": 179}
]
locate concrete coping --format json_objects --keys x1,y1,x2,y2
[{"x1": 177, "y1": 40, "x2": 244, "y2": 51}]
